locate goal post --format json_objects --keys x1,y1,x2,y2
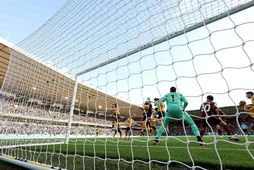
[{"x1": 64, "y1": 75, "x2": 78, "y2": 144}]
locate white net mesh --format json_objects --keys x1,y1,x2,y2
[{"x1": 0, "y1": 0, "x2": 254, "y2": 169}]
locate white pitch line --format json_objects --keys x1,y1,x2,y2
[
  {"x1": 1, "y1": 142, "x2": 253, "y2": 152},
  {"x1": 0, "y1": 142, "x2": 64, "y2": 149},
  {"x1": 71, "y1": 143, "x2": 254, "y2": 152}
]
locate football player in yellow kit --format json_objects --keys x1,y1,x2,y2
[
  {"x1": 239, "y1": 91, "x2": 254, "y2": 132},
  {"x1": 125, "y1": 116, "x2": 134, "y2": 139},
  {"x1": 149, "y1": 116, "x2": 157, "y2": 136}
]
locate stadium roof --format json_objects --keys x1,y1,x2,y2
[{"x1": 0, "y1": 38, "x2": 143, "y2": 118}]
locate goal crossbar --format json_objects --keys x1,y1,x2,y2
[{"x1": 76, "y1": 0, "x2": 254, "y2": 76}]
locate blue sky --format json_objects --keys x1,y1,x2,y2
[{"x1": 0, "y1": 0, "x2": 66, "y2": 43}]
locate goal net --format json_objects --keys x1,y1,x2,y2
[{"x1": 0, "y1": 0, "x2": 254, "y2": 169}]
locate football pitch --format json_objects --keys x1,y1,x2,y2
[{"x1": 2, "y1": 136, "x2": 254, "y2": 170}]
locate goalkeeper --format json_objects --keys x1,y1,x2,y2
[{"x1": 153, "y1": 87, "x2": 204, "y2": 145}]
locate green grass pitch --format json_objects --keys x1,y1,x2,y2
[{"x1": 3, "y1": 136, "x2": 254, "y2": 170}]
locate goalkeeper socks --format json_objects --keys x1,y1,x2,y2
[{"x1": 196, "y1": 136, "x2": 203, "y2": 142}]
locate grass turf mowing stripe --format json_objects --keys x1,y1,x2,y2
[
  {"x1": 1, "y1": 136, "x2": 253, "y2": 169},
  {"x1": 68, "y1": 143, "x2": 254, "y2": 151}
]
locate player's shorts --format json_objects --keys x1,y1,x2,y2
[
  {"x1": 143, "y1": 112, "x2": 152, "y2": 120},
  {"x1": 201, "y1": 117, "x2": 221, "y2": 128},
  {"x1": 126, "y1": 127, "x2": 131, "y2": 131},
  {"x1": 117, "y1": 128, "x2": 122, "y2": 134},
  {"x1": 157, "y1": 111, "x2": 165, "y2": 119},
  {"x1": 113, "y1": 128, "x2": 122, "y2": 134},
  {"x1": 150, "y1": 126, "x2": 156, "y2": 131},
  {"x1": 112, "y1": 127, "x2": 117, "y2": 132}
]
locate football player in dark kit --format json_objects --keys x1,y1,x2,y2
[{"x1": 200, "y1": 95, "x2": 239, "y2": 141}]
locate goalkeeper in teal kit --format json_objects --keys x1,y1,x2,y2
[{"x1": 153, "y1": 87, "x2": 204, "y2": 145}]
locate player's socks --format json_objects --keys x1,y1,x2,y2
[
  {"x1": 222, "y1": 124, "x2": 239, "y2": 141},
  {"x1": 229, "y1": 134, "x2": 240, "y2": 141},
  {"x1": 196, "y1": 136, "x2": 203, "y2": 142},
  {"x1": 217, "y1": 129, "x2": 222, "y2": 136},
  {"x1": 153, "y1": 138, "x2": 159, "y2": 145},
  {"x1": 222, "y1": 124, "x2": 232, "y2": 135},
  {"x1": 196, "y1": 136, "x2": 206, "y2": 146}
]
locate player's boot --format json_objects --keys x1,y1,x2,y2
[
  {"x1": 153, "y1": 138, "x2": 159, "y2": 145},
  {"x1": 229, "y1": 135, "x2": 240, "y2": 142},
  {"x1": 218, "y1": 135, "x2": 224, "y2": 139},
  {"x1": 197, "y1": 136, "x2": 206, "y2": 146}
]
